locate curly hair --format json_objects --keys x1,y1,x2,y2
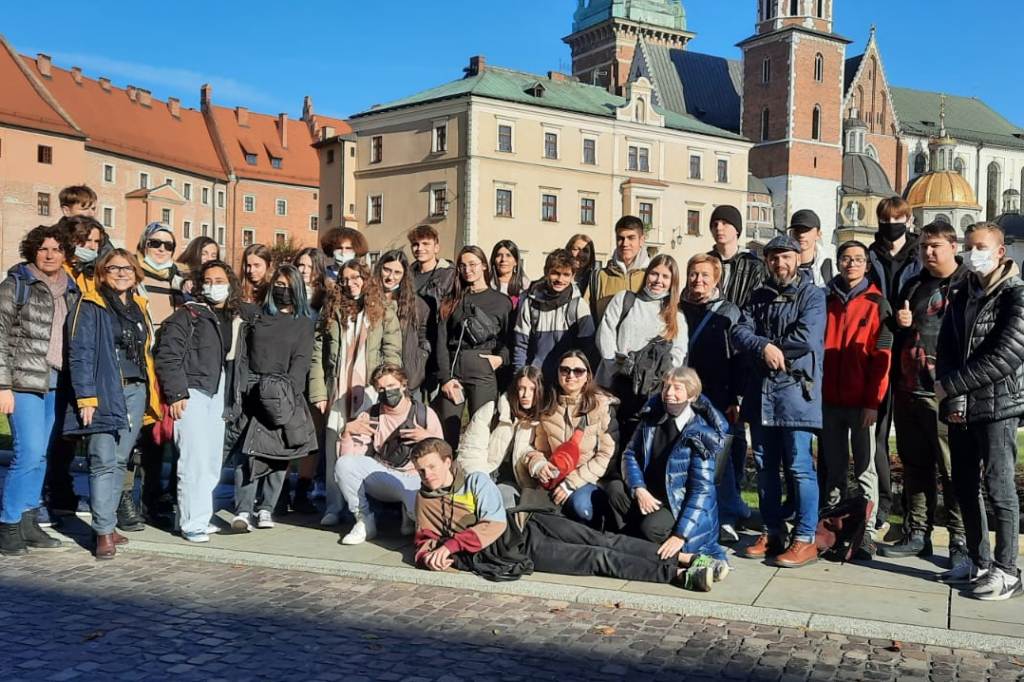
[
  {"x1": 20, "y1": 224, "x2": 71, "y2": 264},
  {"x1": 373, "y1": 250, "x2": 419, "y2": 328},
  {"x1": 194, "y1": 260, "x2": 244, "y2": 317},
  {"x1": 321, "y1": 260, "x2": 386, "y2": 331}
]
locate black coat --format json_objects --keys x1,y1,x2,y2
[
  {"x1": 681, "y1": 297, "x2": 743, "y2": 413},
  {"x1": 154, "y1": 302, "x2": 227, "y2": 403},
  {"x1": 937, "y1": 263, "x2": 1024, "y2": 424},
  {"x1": 707, "y1": 250, "x2": 767, "y2": 308}
]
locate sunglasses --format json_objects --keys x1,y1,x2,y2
[
  {"x1": 558, "y1": 366, "x2": 588, "y2": 378},
  {"x1": 146, "y1": 239, "x2": 175, "y2": 252}
]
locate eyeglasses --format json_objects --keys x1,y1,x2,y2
[
  {"x1": 839, "y1": 256, "x2": 867, "y2": 265},
  {"x1": 558, "y1": 366, "x2": 588, "y2": 378},
  {"x1": 104, "y1": 265, "x2": 135, "y2": 275},
  {"x1": 146, "y1": 239, "x2": 175, "y2": 252}
]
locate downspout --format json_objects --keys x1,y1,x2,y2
[{"x1": 463, "y1": 99, "x2": 477, "y2": 249}]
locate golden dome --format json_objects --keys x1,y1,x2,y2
[{"x1": 904, "y1": 171, "x2": 981, "y2": 209}]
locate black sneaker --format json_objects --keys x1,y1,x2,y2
[
  {"x1": 877, "y1": 531, "x2": 932, "y2": 558},
  {"x1": 948, "y1": 537, "x2": 970, "y2": 571},
  {"x1": 853, "y1": 536, "x2": 877, "y2": 561}
]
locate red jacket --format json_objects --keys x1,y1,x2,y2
[{"x1": 823, "y1": 280, "x2": 893, "y2": 410}]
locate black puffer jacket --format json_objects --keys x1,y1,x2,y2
[
  {"x1": 0, "y1": 264, "x2": 80, "y2": 394},
  {"x1": 936, "y1": 261, "x2": 1024, "y2": 424},
  {"x1": 154, "y1": 302, "x2": 226, "y2": 403},
  {"x1": 707, "y1": 249, "x2": 767, "y2": 308}
]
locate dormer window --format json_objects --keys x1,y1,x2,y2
[
  {"x1": 525, "y1": 83, "x2": 546, "y2": 98},
  {"x1": 244, "y1": 153, "x2": 258, "y2": 165},
  {"x1": 270, "y1": 157, "x2": 282, "y2": 169}
]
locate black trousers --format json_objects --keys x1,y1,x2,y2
[
  {"x1": 435, "y1": 351, "x2": 499, "y2": 449},
  {"x1": 605, "y1": 478, "x2": 676, "y2": 544},
  {"x1": 873, "y1": 388, "x2": 894, "y2": 524},
  {"x1": 525, "y1": 512, "x2": 676, "y2": 584},
  {"x1": 44, "y1": 437, "x2": 79, "y2": 511}
]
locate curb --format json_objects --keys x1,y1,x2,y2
[{"x1": 121, "y1": 539, "x2": 1024, "y2": 657}]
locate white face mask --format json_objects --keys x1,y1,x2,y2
[
  {"x1": 965, "y1": 248, "x2": 997, "y2": 276},
  {"x1": 643, "y1": 285, "x2": 669, "y2": 300},
  {"x1": 203, "y1": 283, "x2": 230, "y2": 303},
  {"x1": 385, "y1": 282, "x2": 401, "y2": 292},
  {"x1": 333, "y1": 249, "x2": 355, "y2": 266},
  {"x1": 143, "y1": 255, "x2": 173, "y2": 272}
]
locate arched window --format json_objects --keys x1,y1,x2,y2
[
  {"x1": 961, "y1": 215, "x2": 975, "y2": 231},
  {"x1": 914, "y1": 152, "x2": 927, "y2": 175},
  {"x1": 954, "y1": 157, "x2": 965, "y2": 175},
  {"x1": 790, "y1": 0, "x2": 799, "y2": 15},
  {"x1": 987, "y1": 161, "x2": 1002, "y2": 220},
  {"x1": 936, "y1": 213, "x2": 951, "y2": 225},
  {"x1": 855, "y1": 86, "x2": 864, "y2": 117},
  {"x1": 879, "y1": 93, "x2": 887, "y2": 129},
  {"x1": 811, "y1": 105, "x2": 821, "y2": 141},
  {"x1": 761, "y1": 108, "x2": 770, "y2": 142},
  {"x1": 636, "y1": 98, "x2": 646, "y2": 124},
  {"x1": 762, "y1": 57, "x2": 771, "y2": 84},
  {"x1": 765, "y1": 0, "x2": 777, "y2": 19},
  {"x1": 866, "y1": 144, "x2": 878, "y2": 161},
  {"x1": 814, "y1": 53, "x2": 824, "y2": 82}
]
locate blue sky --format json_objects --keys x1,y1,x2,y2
[{"x1": 5, "y1": 1, "x2": 1021, "y2": 127}]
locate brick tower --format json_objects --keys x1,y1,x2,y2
[
  {"x1": 564, "y1": 0, "x2": 694, "y2": 94},
  {"x1": 739, "y1": 0, "x2": 850, "y2": 243}
]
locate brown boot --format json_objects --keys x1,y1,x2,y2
[
  {"x1": 112, "y1": 531, "x2": 129, "y2": 546},
  {"x1": 772, "y1": 540, "x2": 818, "y2": 568},
  {"x1": 95, "y1": 533, "x2": 116, "y2": 560},
  {"x1": 740, "y1": 534, "x2": 784, "y2": 559}
]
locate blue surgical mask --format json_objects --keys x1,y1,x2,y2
[
  {"x1": 143, "y1": 256, "x2": 173, "y2": 272},
  {"x1": 75, "y1": 246, "x2": 98, "y2": 263}
]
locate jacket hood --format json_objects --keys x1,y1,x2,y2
[
  {"x1": 871, "y1": 231, "x2": 920, "y2": 261},
  {"x1": 826, "y1": 276, "x2": 876, "y2": 304},
  {"x1": 8, "y1": 262, "x2": 79, "y2": 293},
  {"x1": 972, "y1": 259, "x2": 1021, "y2": 297},
  {"x1": 80, "y1": 286, "x2": 151, "y2": 314},
  {"x1": 607, "y1": 249, "x2": 651, "y2": 277},
  {"x1": 642, "y1": 394, "x2": 728, "y2": 455}
]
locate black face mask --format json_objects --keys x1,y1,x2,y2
[
  {"x1": 272, "y1": 286, "x2": 294, "y2": 309},
  {"x1": 878, "y1": 222, "x2": 907, "y2": 242},
  {"x1": 380, "y1": 387, "x2": 404, "y2": 408}
]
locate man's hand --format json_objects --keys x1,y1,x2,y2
[
  {"x1": 170, "y1": 399, "x2": 189, "y2": 421},
  {"x1": 423, "y1": 546, "x2": 453, "y2": 572},
  {"x1": 861, "y1": 408, "x2": 878, "y2": 428},
  {"x1": 400, "y1": 415, "x2": 432, "y2": 444},
  {"x1": 896, "y1": 300, "x2": 913, "y2": 329},
  {"x1": 80, "y1": 405, "x2": 96, "y2": 427},
  {"x1": 658, "y1": 535, "x2": 685, "y2": 560},
  {"x1": 345, "y1": 415, "x2": 378, "y2": 439},
  {"x1": 948, "y1": 412, "x2": 966, "y2": 424},
  {"x1": 762, "y1": 343, "x2": 786, "y2": 371},
  {"x1": 636, "y1": 488, "x2": 662, "y2": 515}
]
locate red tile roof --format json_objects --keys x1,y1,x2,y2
[
  {"x1": 208, "y1": 106, "x2": 323, "y2": 187},
  {"x1": 0, "y1": 39, "x2": 82, "y2": 138},
  {"x1": 22, "y1": 55, "x2": 227, "y2": 179}
]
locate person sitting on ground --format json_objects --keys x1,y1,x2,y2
[
  {"x1": 335, "y1": 363, "x2": 444, "y2": 546},
  {"x1": 412, "y1": 438, "x2": 727, "y2": 592}
]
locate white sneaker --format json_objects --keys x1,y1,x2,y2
[
  {"x1": 182, "y1": 532, "x2": 209, "y2": 543},
  {"x1": 206, "y1": 524, "x2": 221, "y2": 535},
  {"x1": 711, "y1": 559, "x2": 731, "y2": 583},
  {"x1": 320, "y1": 512, "x2": 340, "y2": 527},
  {"x1": 972, "y1": 567, "x2": 1024, "y2": 601},
  {"x1": 256, "y1": 510, "x2": 274, "y2": 529},
  {"x1": 341, "y1": 514, "x2": 377, "y2": 545},
  {"x1": 937, "y1": 560, "x2": 987, "y2": 585},
  {"x1": 231, "y1": 513, "x2": 253, "y2": 533},
  {"x1": 400, "y1": 514, "x2": 416, "y2": 536}
]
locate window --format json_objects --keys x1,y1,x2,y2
[
  {"x1": 37, "y1": 145, "x2": 52, "y2": 164},
  {"x1": 369, "y1": 195, "x2": 383, "y2": 224},
  {"x1": 103, "y1": 164, "x2": 115, "y2": 183},
  {"x1": 544, "y1": 132, "x2": 558, "y2": 159},
  {"x1": 811, "y1": 105, "x2": 822, "y2": 141},
  {"x1": 687, "y1": 210, "x2": 701, "y2": 236},
  {"x1": 217, "y1": 226, "x2": 226, "y2": 246},
  {"x1": 275, "y1": 231, "x2": 287, "y2": 247},
  {"x1": 183, "y1": 182, "x2": 192, "y2": 201},
  {"x1": 183, "y1": 221, "x2": 192, "y2": 239},
  {"x1": 217, "y1": 190, "x2": 225, "y2": 209},
  {"x1": 202, "y1": 187, "x2": 210, "y2": 205},
  {"x1": 914, "y1": 152, "x2": 927, "y2": 175},
  {"x1": 845, "y1": 202, "x2": 865, "y2": 223},
  {"x1": 161, "y1": 208, "x2": 171, "y2": 224},
  {"x1": 431, "y1": 187, "x2": 447, "y2": 217},
  {"x1": 765, "y1": 0, "x2": 777, "y2": 19},
  {"x1": 243, "y1": 195, "x2": 256, "y2": 212},
  {"x1": 583, "y1": 138, "x2": 596, "y2": 165},
  {"x1": 497, "y1": 124, "x2": 513, "y2": 153},
  {"x1": 628, "y1": 145, "x2": 650, "y2": 172},
  {"x1": 201, "y1": 223, "x2": 209, "y2": 237},
  {"x1": 762, "y1": 57, "x2": 771, "y2": 84},
  {"x1": 954, "y1": 157, "x2": 965, "y2": 175},
  {"x1": 639, "y1": 201, "x2": 653, "y2": 229},
  {"x1": 814, "y1": 53, "x2": 824, "y2": 82},
  {"x1": 717, "y1": 158, "x2": 729, "y2": 183},
  {"x1": 270, "y1": 157, "x2": 282, "y2": 169},
  {"x1": 103, "y1": 207, "x2": 113, "y2": 227},
  {"x1": 275, "y1": 199, "x2": 287, "y2": 216},
  {"x1": 165, "y1": 177, "x2": 174, "y2": 187},
  {"x1": 689, "y1": 155, "x2": 702, "y2": 180},
  {"x1": 309, "y1": 216, "x2": 318, "y2": 232},
  {"x1": 580, "y1": 197, "x2": 596, "y2": 225},
  {"x1": 541, "y1": 194, "x2": 558, "y2": 222},
  {"x1": 433, "y1": 123, "x2": 448, "y2": 153},
  {"x1": 761, "y1": 109, "x2": 770, "y2": 141},
  {"x1": 242, "y1": 229, "x2": 255, "y2": 248},
  {"x1": 244, "y1": 152, "x2": 257, "y2": 165},
  {"x1": 326, "y1": 204, "x2": 334, "y2": 221},
  {"x1": 961, "y1": 215, "x2": 974, "y2": 230},
  {"x1": 37, "y1": 192, "x2": 50, "y2": 216},
  {"x1": 496, "y1": 189, "x2": 513, "y2": 217},
  {"x1": 987, "y1": 161, "x2": 1002, "y2": 220},
  {"x1": 371, "y1": 136, "x2": 383, "y2": 163},
  {"x1": 790, "y1": 0, "x2": 799, "y2": 14},
  {"x1": 139, "y1": 172, "x2": 150, "y2": 189},
  {"x1": 636, "y1": 98, "x2": 646, "y2": 124},
  {"x1": 326, "y1": 149, "x2": 335, "y2": 164},
  {"x1": 817, "y1": 0, "x2": 825, "y2": 17}
]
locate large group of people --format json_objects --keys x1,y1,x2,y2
[{"x1": 0, "y1": 184, "x2": 1021, "y2": 601}]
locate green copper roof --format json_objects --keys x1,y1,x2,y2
[
  {"x1": 572, "y1": 0, "x2": 687, "y2": 34},
  {"x1": 890, "y1": 87, "x2": 1024, "y2": 150},
  {"x1": 352, "y1": 65, "x2": 743, "y2": 141}
]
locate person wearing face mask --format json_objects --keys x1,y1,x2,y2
[
  {"x1": 512, "y1": 249, "x2": 595, "y2": 383},
  {"x1": 309, "y1": 260, "x2": 401, "y2": 527},
  {"x1": 596, "y1": 254, "x2": 688, "y2": 443},
  {"x1": 321, "y1": 227, "x2": 369, "y2": 282},
  {"x1": 935, "y1": 223, "x2": 1024, "y2": 600},
  {"x1": 606, "y1": 367, "x2": 730, "y2": 581},
  {"x1": 154, "y1": 260, "x2": 247, "y2": 543},
  {"x1": 334, "y1": 363, "x2": 444, "y2": 545},
  {"x1": 373, "y1": 250, "x2": 430, "y2": 393},
  {"x1": 135, "y1": 222, "x2": 185, "y2": 328}
]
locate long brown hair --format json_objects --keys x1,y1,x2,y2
[
  {"x1": 549, "y1": 350, "x2": 607, "y2": 416},
  {"x1": 565, "y1": 233, "x2": 595, "y2": 273},
  {"x1": 645, "y1": 254, "x2": 681, "y2": 341},
  {"x1": 508, "y1": 365, "x2": 552, "y2": 422},
  {"x1": 321, "y1": 260, "x2": 386, "y2": 330},
  {"x1": 373, "y1": 250, "x2": 419, "y2": 328},
  {"x1": 440, "y1": 245, "x2": 490, "y2": 320},
  {"x1": 239, "y1": 243, "x2": 273, "y2": 304}
]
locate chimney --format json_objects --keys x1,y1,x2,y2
[
  {"x1": 167, "y1": 97, "x2": 181, "y2": 119},
  {"x1": 126, "y1": 85, "x2": 138, "y2": 103},
  {"x1": 138, "y1": 88, "x2": 152, "y2": 107},
  {"x1": 547, "y1": 71, "x2": 572, "y2": 82},
  {"x1": 36, "y1": 53, "x2": 51, "y2": 78},
  {"x1": 71, "y1": 67, "x2": 82, "y2": 85},
  {"x1": 465, "y1": 55, "x2": 486, "y2": 77},
  {"x1": 235, "y1": 106, "x2": 249, "y2": 127},
  {"x1": 200, "y1": 83, "x2": 212, "y2": 111},
  {"x1": 99, "y1": 77, "x2": 111, "y2": 92},
  {"x1": 278, "y1": 113, "x2": 288, "y2": 148}
]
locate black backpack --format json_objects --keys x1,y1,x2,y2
[
  {"x1": 368, "y1": 398, "x2": 429, "y2": 469},
  {"x1": 617, "y1": 292, "x2": 675, "y2": 396},
  {"x1": 814, "y1": 496, "x2": 873, "y2": 562}
]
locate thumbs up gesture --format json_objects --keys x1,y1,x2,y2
[{"x1": 896, "y1": 300, "x2": 913, "y2": 329}]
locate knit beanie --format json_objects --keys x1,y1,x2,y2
[{"x1": 710, "y1": 205, "x2": 743, "y2": 234}]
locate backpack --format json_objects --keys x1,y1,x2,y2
[
  {"x1": 617, "y1": 292, "x2": 675, "y2": 396},
  {"x1": 368, "y1": 398, "x2": 429, "y2": 469},
  {"x1": 528, "y1": 295, "x2": 580, "y2": 334},
  {"x1": 814, "y1": 496, "x2": 874, "y2": 562}
]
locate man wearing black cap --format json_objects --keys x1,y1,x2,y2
[
  {"x1": 788, "y1": 209, "x2": 835, "y2": 287},
  {"x1": 732, "y1": 235, "x2": 826, "y2": 568},
  {"x1": 707, "y1": 205, "x2": 767, "y2": 308}
]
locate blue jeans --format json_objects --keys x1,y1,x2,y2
[
  {"x1": 565, "y1": 483, "x2": 607, "y2": 528},
  {"x1": 716, "y1": 422, "x2": 751, "y2": 526},
  {"x1": 750, "y1": 424, "x2": 819, "y2": 542},
  {"x1": 88, "y1": 383, "x2": 147, "y2": 534},
  {"x1": 1, "y1": 383, "x2": 58, "y2": 524}
]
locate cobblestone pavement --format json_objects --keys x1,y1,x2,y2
[{"x1": 2, "y1": 551, "x2": 1023, "y2": 682}]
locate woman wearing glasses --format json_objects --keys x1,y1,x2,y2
[
  {"x1": 435, "y1": 246, "x2": 513, "y2": 448},
  {"x1": 525, "y1": 350, "x2": 618, "y2": 528},
  {"x1": 135, "y1": 222, "x2": 185, "y2": 327},
  {"x1": 65, "y1": 250, "x2": 161, "y2": 558}
]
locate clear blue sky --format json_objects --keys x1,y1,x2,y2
[{"x1": 5, "y1": 0, "x2": 1021, "y2": 127}]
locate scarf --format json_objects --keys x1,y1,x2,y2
[
  {"x1": 27, "y1": 264, "x2": 69, "y2": 371},
  {"x1": 827, "y1": 276, "x2": 870, "y2": 305},
  {"x1": 100, "y1": 286, "x2": 148, "y2": 372},
  {"x1": 326, "y1": 309, "x2": 370, "y2": 457},
  {"x1": 529, "y1": 280, "x2": 574, "y2": 312}
]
